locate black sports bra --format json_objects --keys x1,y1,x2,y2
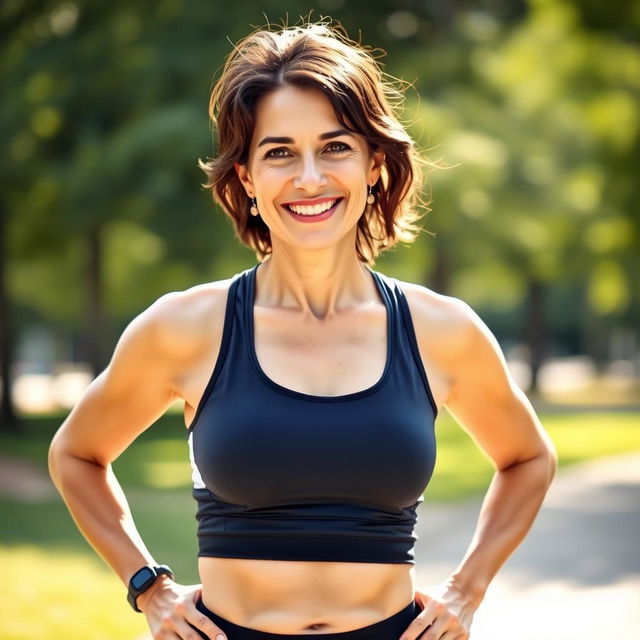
[{"x1": 187, "y1": 263, "x2": 438, "y2": 563}]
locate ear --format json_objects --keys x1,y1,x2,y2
[
  {"x1": 234, "y1": 162, "x2": 255, "y2": 197},
  {"x1": 368, "y1": 149, "x2": 385, "y2": 186}
]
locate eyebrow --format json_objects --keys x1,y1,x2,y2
[{"x1": 257, "y1": 129, "x2": 354, "y2": 147}]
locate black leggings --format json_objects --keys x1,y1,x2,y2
[{"x1": 191, "y1": 598, "x2": 421, "y2": 640}]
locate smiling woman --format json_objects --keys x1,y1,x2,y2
[
  {"x1": 197, "y1": 20, "x2": 433, "y2": 265},
  {"x1": 235, "y1": 84, "x2": 389, "y2": 250},
  {"x1": 48, "y1": 14, "x2": 556, "y2": 640}
]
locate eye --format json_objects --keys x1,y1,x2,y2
[
  {"x1": 264, "y1": 147, "x2": 291, "y2": 159},
  {"x1": 325, "y1": 141, "x2": 351, "y2": 153},
  {"x1": 263, "y1": 141, "x2": 352, "y2": 159}
]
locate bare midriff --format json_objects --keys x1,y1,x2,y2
[{"x1": 199, "y1": 557, "x2": 415, "y2": 634}]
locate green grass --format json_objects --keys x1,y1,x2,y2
[
  {"x1": 1, "y1": 546, "x2": 149, "y2": 640},
  {"x1": 1, "y1": 408, "x2": 639, "y2": 639},
  {"x1": 427, "y1": 409, "x2": 640, "y2": 500}
]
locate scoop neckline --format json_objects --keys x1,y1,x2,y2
[{"x1": 245, "y1": 263, "x2": 395, "y2": 403}]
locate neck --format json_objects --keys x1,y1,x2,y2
[{"x1": 255, "y1": 248, "x2": 375, "y2": 321}]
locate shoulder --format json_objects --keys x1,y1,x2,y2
[
  {"x1": 391, "y1": 278, "x2": 478, "y2": 364},
  {"x1": 113, "y1": 277, "x2": 236, "y2": 374},
  {"x1": 392, "y1": 277, "x2": 516, "y2": 405},
  {"x1": 389, "y1": 279, "x2": 554, "y2": 471},
  {"x1": 143, "y1": 277, "x2": 236, "y2": 358}
]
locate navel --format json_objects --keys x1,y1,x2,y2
[{"x1": 302, "y1": 622, "x2": 331, "y2": 632}]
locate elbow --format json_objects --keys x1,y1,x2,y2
[
  {"x1": 48, "y1": 433, "x2": 64, "y2": 489},
  {"x1": 47, "y1": 430, "x2": 78, "y2": 491},
  {"x1": 48, "y1": 431, "x2": 108, "y2": 493},
  {"x1": 545, "y1": 441, "x2": 559, "y2": 487},
  {"x1": 531, "y1": 427, "x2": 558, "y2": 489},
  {"x1": 503, "y1": 442, "x2": 558, "y2": 492},
  {"x1": 522, "y1": 440, "x2": 557, "y2": 492}
]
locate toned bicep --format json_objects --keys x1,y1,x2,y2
[
  {"x1": 443, "y1": 301, "x2": 554, "y2": 471},
  {"x1": 51, "y1": 296, "x2": 182, "y2": 467}
]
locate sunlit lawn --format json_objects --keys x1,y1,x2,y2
[
  {"x1": 1, "y1": 546, "x2": 149, "y2": 640},
  {"x1": 2, "y1": 408, "x2": 639, "y2": 639}
]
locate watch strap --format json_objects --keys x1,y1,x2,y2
[{"x1": 127, "y1": 564, "x2": 174, "y2": 613}]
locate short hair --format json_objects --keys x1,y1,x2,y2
[{"x1": 197, "y1": 17, "x2": 434, "y2": 264}]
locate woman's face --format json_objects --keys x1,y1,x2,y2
[{"x1": 235, "y1": 84, "x2": 384, "y2": 251}]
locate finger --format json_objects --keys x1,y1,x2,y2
[
  {"x1": 441, "y1": 632, "x2": 468, "y2": 640},
  {"x1": 440, "y1": 614, "x2": 468, "y2": 640},
  {"x1": 420, "y1": 608, "x2": 466, "y2": 640},
  {"x1": 177, "y1": 600, "x2": 225, "y2": 640},
  {"x1": 171, "y1": 616, "x2": 211, "y2": 640},
  {"x1": 154, "y1": 615, "x2": 182, "y2": 640},
  {"x1": 399, "y1": 611, "x2": 435, "y2": 640},
  {"x1": 417, "y1": 618, "x2": 448, "y2": 640},
  {"x1": 408, "y1": 600, "x2": 452, "y2": 640}
]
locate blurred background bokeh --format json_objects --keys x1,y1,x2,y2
[{"x1": 1, "y1": 1, "x2": 638, "y2": 638}]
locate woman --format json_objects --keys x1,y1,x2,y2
[{"x1": 48, "y1": 19, "x2": 557, "y2": 640}]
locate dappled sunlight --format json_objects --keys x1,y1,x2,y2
[
  {"x1": 142, "y1": 460, "x2": 193, "y2": 489},
  {"x1": 546, "y1": 413, "x2": 640, "y2": 462},
  {"x1": 445, "y1": 130, "x2": 508, "y2": 167},
  {"x1": 1, "y1": 546, "x2": 148, "y2": 640},
  {"x1": 588, "y1": 260, "x2": 630, "y2": 314},
  {"x1": 471, "y1": 577, "x2": 640, "y2": 639}
]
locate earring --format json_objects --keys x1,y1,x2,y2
[
  {"x1": 366, "y1": 185, "x2": 375, "y2": 205},
  {"x1": 250, "y1": 196, "x2": 259, "y2": 216}
]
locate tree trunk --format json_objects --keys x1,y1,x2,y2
[
  {"x1": 83, "y1": 224, "x2": 108, "y2": 377},
  {"x1": 524, "y1": 277, "x2": 547, "y2": 395},
  {"x1": 581, "y1": 290, "x2": 608, "y2": 374},
  {"x1": 0, "y1": 200, "x2": 19, "y2": 432}
]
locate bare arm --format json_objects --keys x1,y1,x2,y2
[
  {"x1": 48, "y1": 290, "x2": 225, "y2": 639},
  {"x1": 399, "y1": 290, "x2": 557, "y2": 640},
  {"x1": 48, "y1": 295, "x2": 179, "y2": 582},
  {"x1": 441, "y1": 299, "x2": 557, "y2": 605}
]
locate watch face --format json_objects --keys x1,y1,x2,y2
[{"x1": 131, "y1": 567, "x2": 155, "y2": 590}]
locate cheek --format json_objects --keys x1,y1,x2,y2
[
  {"x1": 252, "y1": 163, "x2": 275, "y2": 178},
  {"x1": 257, "y1": 165, "x2": 294, "y2": 184},
  {"x1": 341, "y1": 160, "x2": 370, "y2": 184}
]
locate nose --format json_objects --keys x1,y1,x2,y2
[{"x1": 292, "y1": 151, "x2": 328, "y2": 191}]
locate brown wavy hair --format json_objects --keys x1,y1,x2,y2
[{"x1": 197, "y1": 16, "x2": 435, "y2": 265}]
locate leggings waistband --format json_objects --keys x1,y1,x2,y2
[{"x1": 193, "y1": 598, "x2": 420, "y2": 640}]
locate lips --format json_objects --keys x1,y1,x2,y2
[
  {"x1": 282, "y1": 197, "x2": 344, "y2": 214},
  {"x1": 285, "y1": 197, "x2": 342, "y2": 222},
  {"x1": 282, "y1": 196, "x2": 342, "y2": 207}
]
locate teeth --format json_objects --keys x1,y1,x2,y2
[{"x1": 288, "y1": 199, "x2": 337, "y2": 215}]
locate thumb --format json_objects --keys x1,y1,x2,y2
[
  {"x1": 184, "y1": 583, "x2": 204, "y2": 600},
  {"x1": 414, "y1": 591, "x2": 429, "y2": 611},
  {"x1": 414, "y1": 585, "x2": 442, "y2": 610}
]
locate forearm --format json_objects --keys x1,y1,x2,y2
[
  {"x1": 448, "y1": 448, "x2": 557, "y2": 605},
  {"x1": 48, "y1": 450, "x2": 155, "y2": 586}
]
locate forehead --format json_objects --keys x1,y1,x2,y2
[{"x1": 252, "y1": 85, "x2": 342, "y2": 138}]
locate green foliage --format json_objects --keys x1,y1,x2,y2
[
  {"x1": 3, "y1": 0, "x2": 638, "y2": 343},
  {"x1": 398, "y1": 0, "x2": 640, "y2": 324}
]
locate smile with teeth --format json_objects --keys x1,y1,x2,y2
[{"x1": 286, "y1": 199, "x2": 340, "y2": 216}]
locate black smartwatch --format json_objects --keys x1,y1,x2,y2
[{"x1": 127, "y1": 564, "x2": 174, "y2": 612}]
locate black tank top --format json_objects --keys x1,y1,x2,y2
[{"x1": 187, "y1": 263, "x2": 438, "y2": 564}]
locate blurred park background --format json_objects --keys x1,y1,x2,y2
[{"x1": 1, "y1": 0, "x2": 638, "y2": 638}]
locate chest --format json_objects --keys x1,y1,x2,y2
[
  {"x1": 252, "y1": 304, "x2": 389, "y2": 397},
  {"x1": 188, "y1": 276, "x2": 439, "y2": 511},
  {"x1": 192, "y1": 385, "x2": 436, "y2": 510}
]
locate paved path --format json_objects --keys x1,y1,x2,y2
[
  {"x1": 413, "y1": 451, "x2": 640, "y2": 639},
  {"x1": 0, "y1": 454, "x2": 56, "y2": 500}
]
